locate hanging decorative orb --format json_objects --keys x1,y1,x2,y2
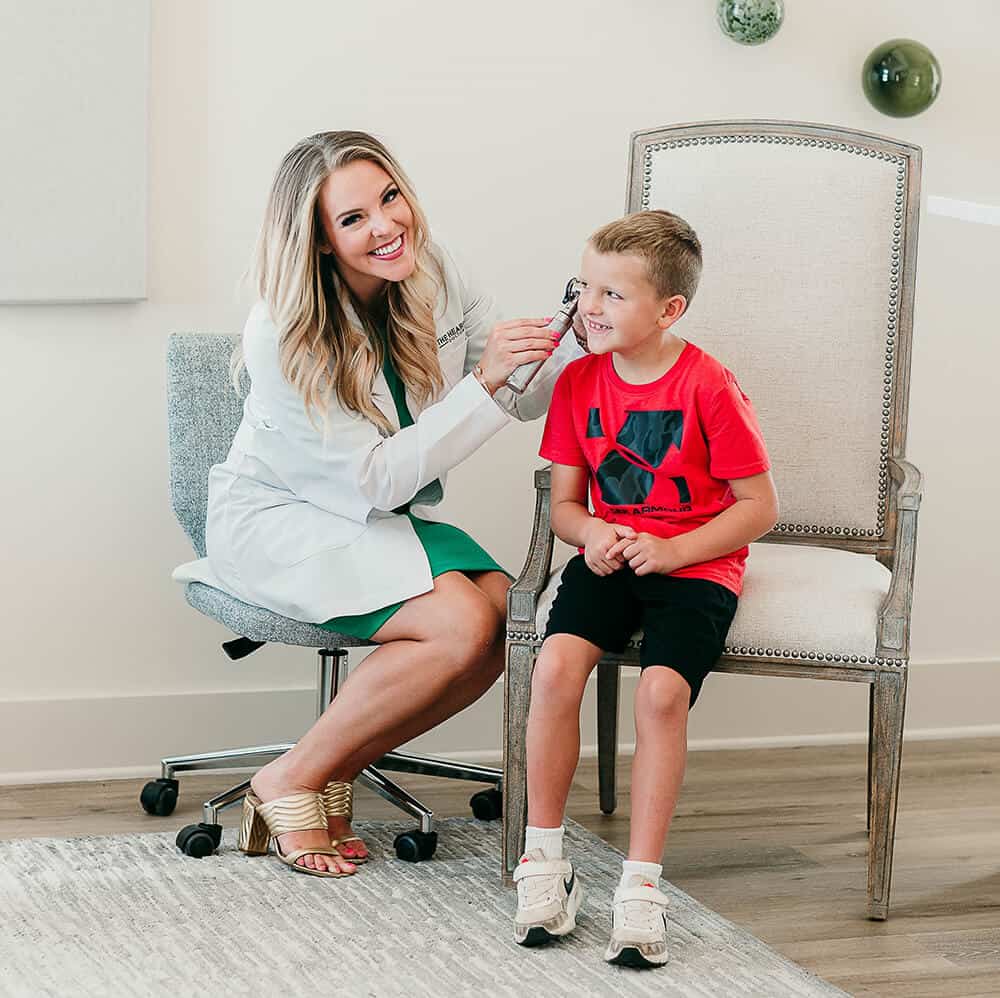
[
  {"x1": 862, "y1": 39, "x2": 941, "y2": 117},
  {"x1": 716, "y1": 0, "x2": 784, "y2": 45}
]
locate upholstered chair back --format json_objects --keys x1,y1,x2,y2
[
  {"x1": 629, "y1": 121, "x2": 920, "y2": 555},
  {"x1": 166, "y1": 333, "x2": 244, "y2": 557}
]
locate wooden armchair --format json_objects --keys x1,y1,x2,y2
[{"x1": 502, "y1": 121, "x2": 923, "y2": 920}]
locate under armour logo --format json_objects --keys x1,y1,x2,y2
[{"x1": 590, "y1": 409, "x2": 688, "y2": 506}]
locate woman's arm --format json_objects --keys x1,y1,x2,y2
[
  {"x1": 438, "y1": 242, "x2": 585, "y2": 421},
  {"x1": 242, "y1": 309, "x2": 511, "y2": 524}
]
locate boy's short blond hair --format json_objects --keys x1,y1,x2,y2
[{"x1": 589, "y1": 210, "x2": 702, "y2": 307}]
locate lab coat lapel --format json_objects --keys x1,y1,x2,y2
[
  {"x1": 340, "y1": 294, "x2": 400, "y2": 433},
  {"x1": 372, "y1": 370, "x2": 399, "y2": 432}
]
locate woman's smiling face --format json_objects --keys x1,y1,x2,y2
[{"x1": 316, "y1": 158, "x2": 416, "y2": 303}]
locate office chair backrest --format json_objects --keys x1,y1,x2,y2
[
  {"x1": 166, "y1": 333, "x2": 245, "y2": 557},
  {"x1": 628, "y1": 121, "x2": 920, "y2": 557}
]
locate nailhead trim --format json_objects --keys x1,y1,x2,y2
[
  {"x1": 507, "y1": 629, "x2": 905, "y2": 668},
  {"x1": 640, "y1": 131, "x2": 907, "y2": 542}
]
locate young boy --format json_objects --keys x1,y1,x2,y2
[{"x1": 513, "y1": 210, "x2": 778, "y2": 968}]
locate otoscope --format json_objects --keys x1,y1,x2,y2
[{"x1": 504, "y1": 277, "x2": 581, "y2": 395}]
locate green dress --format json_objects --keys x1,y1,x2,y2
[{"x1": 319, "y1": 328, "x2": 509, "y2": 640}]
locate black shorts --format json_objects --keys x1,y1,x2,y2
[{"x1": 543, "y1": 554, "x2": 738, "y2": 706}]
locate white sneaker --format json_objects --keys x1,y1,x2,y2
[
  {"x1": 513, "y1": 849, "x2": 583, "y2": 946},
  {"x1": 604, "y1": 876, "x2": 671, "y2": 968}
]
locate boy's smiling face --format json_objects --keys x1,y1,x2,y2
[{"x1": 576, "y1": 245, "x2": 685, "y2": 358}]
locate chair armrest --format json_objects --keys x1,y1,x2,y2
[
  {"x1": 877, "y1": 458, "x2": 923, "y2": 659},
  {"x1": 507, "y1": 465, "x2": 555, "y2": 634}
]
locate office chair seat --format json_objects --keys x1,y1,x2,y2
[{"x1": 183, "y1": 582, "x2": 368, "y2": 650}]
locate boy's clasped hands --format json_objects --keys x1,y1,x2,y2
[{"x1": 581, "y1": 519, "x2": 686, "y2": 577}]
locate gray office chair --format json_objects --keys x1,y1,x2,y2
[{"x1": 142, "y1": 332, "x2": 502, "y2": 862}]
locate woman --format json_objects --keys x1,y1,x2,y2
[{"x1": 174, "y1": 130, "x2": 583, "y2": 876}]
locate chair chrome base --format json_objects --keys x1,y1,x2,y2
[{"x1": 159, "y1": 649, "x2": 502, "y2": 835}]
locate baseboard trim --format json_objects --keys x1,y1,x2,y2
[
  {"x1": 4, "y1": 725, "x2": 1000, "y2": 788},
  {"x1": 2, "y1": 657, "x2": 998, "y2": 786}
]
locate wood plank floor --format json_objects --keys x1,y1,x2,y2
[{"x1": 2, "y1": 737, "x2": 998, "y2": 996}]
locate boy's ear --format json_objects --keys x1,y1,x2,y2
[{"x1": 659, "y1": 294, "x2": 687, "y2": 327}]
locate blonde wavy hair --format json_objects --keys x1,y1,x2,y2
[{"x1": 236, "y1": 130, "x2": 445, "y2": 435}]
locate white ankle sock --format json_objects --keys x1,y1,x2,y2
[
  {"x1": 620, "y1": 859, "x2": 662, "y2": 888},
  {"x1": 524, "y1": 825, "x2": 565, "y2": 860}
]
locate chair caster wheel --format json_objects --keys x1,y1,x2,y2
[
  {"x1": 140, "y1": 778, "x2": 179, "y2": 816},
  {"x1": 176, "y1": 822, "x2": 222, "y2": 858},
  {"x1": 469, "y1": 787, "x2": 502, "y2": 821},
  {"x1": 393, "y1": 829, "x2": 437, "y2": 862}
]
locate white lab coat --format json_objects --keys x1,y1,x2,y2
[{"x1": 172, "y1": 242, "x2": 583, "y2": 623}]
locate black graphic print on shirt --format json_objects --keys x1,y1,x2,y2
[
  {"x1": 586, "y1": 407, "x2": 604, "y2": 438},
  {"x1": 590, "y1": 408, "x2": 690, "y2": 508}
]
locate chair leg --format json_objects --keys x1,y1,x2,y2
[
  {"x1": 375, "y1": 750, "x2": 501, "y2": 785},
  {"x1": 597, "y1": 662, "x2": 620, "y2": 815},
  {"x1": 316, "y1": 648, "x2": 349, "y2": 719},
  {"x1": 200, "y1": 778, "x2": 253, "y2": 826},
  {"x1": 867, "y1": 667, "x2": 907, "y2": 920},
  {"x1": 502, "y1": 639, "x2": 535, "y2": 885},
  {"x1": 358, "y1": 765, "x2": 435, "y2": 833},
  {"x1": 867, "y1": 682, "x2": 875, "y2": 832},
  {"x1": 162, "y1": 743, "x2": 294, "y2": 779}
]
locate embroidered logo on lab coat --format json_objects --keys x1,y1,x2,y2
[{"x1": 437, "y1": 321, "x2": 466, "y2": 348}]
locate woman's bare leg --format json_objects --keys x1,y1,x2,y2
[
  {"x1": 251, "y1": 571, "x2": 508, "y2": 872},
  {"x1": 324, "y1": 571, "x2": 509, "y2": 860},
  {"x1": 330, "y1": 572, "x2": 509, "y2": 773}
]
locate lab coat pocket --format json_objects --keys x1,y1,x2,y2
[
  {"x1": 269, "y1": 502, "x2": 369, "y2": 569},
  {"x1": 225, "y1": 489, "x2": 369, "y2": 579}
]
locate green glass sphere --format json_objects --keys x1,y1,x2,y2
[
  {"x1": 717, "y1": 0, "x2": 784, "y2": 45},
  {"x1": 862, "y1": 39, "x2": 941, "y2": 117}
]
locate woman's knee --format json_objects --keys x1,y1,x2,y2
[
  {"x1": 468, "y1": 570, "x2": 511, "y2": 623},
  {"x1": 432, "y1": 579, "x2": 503, "y2": 673},
  {"x1": 635, "y1": 666, "x2": 690, "y2": 722}
]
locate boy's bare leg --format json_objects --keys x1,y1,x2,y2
[
  {"x1": 525, "y1": 634, "x2": 605, "y2": 829},
  {"x1": 516, "y1": 633, "x2": 604, "y2": 946},
  {"x1": 601, "y1": 664, "x2": 685, "y2": 969},
  {"x1": 627, "y1": 665, "x2": 691, "y2": 862}
]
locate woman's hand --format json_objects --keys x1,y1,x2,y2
[
  {"x1": 582, "y1": 519, "x2": 636, "y2": 576},
  {"x1": 476, "y1": 318, "x2": 561, "y2": 394}
]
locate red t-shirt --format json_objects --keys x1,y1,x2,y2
[{"x1": 539, "y1": 341, "x2": 770, "y2": 595}]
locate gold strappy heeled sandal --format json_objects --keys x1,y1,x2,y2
[
  {"x1": 321, "y1": 781, "x2": 369, "y2": 863},
  {"x1": 238, "y1": 790, "x2": 355, "y2": 878}
]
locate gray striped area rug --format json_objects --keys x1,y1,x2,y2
[{"x1": 0, "y1": 817, "x2": 845, "y2": 997}]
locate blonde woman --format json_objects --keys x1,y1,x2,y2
[{"x1": 174, "y1": 131, "x2": 583, "y2": 877}]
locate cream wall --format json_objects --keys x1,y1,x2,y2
[{"x1": 2, "y1": 0, "x2": 998, "y2": 782}]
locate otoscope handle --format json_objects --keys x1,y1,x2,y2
[{"x1": 504, "y1": 303, "x2": 578, "y2": 395}]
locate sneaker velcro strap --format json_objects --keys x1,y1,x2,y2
[
  {"x1": 513, "y1": 860, "x2": 568, "y2": 882},
  {"x1": 615, "y1": 886, "x2": 670, "y2": 906}
]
